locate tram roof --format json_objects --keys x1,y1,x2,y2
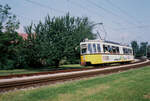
[
  {"x1": 105, "y1": 40, "x2": 121, "y2": 45},
  {"x1": 81, "y1": 39, "x2": 131, "y2": 47}
]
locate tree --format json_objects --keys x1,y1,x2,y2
[
  {"x1": 131, "y1": 41, "x2": 150, "y2": 58},
  {"x1": 131, "y1": 41, "x2": 139, "y2": 57},
  {"x1": 0, "y1": 4, "x2": 21, "y2": 69},
  {"x1": 139, "y1": 42, "x2": 148, "y2": 57},
  {"x1": 0, "y1": 4, "x2": 19, "y2": 33},
  {"x1": 24, "y1": 13, "x2": 95, "y2": 67},
  {"x1": 147, "y1": 45, "x2": 150, "y2": 58}
]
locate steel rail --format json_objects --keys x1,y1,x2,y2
[{"x1": 0, "y1": 59, "x2": 143, "y2": 79}]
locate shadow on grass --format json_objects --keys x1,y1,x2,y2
[
  {"x1": 26, "y1": 64, "x2": 86, "y2": 72},
  {"x1": 0, "y1": 64, "x2": 88, "y2": 76}
]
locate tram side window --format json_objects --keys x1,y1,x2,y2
[
  {"x1": 112, "y1": 46, "x2": 116, "y2": 53},
  {"x1": 81, "y1": 48, "x2": 87, "y2": 54},
  {"x1": 93, "y1": 44, "x2": 97, "y2": 53},
  {"x1": 116, "y1": 47, "x2": 120, "y2": 54},
  {"x1": 128, "y1": 49, "x2": 132, "y2": 55},
  {"x1": 103, "y1": 45, "x2": 110, "y2": 53},
  {"x1": 81, "y1": 44, "x2": 87, "y2": 54},
  {"x1": 103, "y1": 45, "x2": 107, "y2": 53},
  {"x1": 123, "y1": 48, "x2": 130, "y2": 54},
  {"x1": 123, "y1": 48, "x2": 125, "y2": 54},
  {"x1": 127, "y1": 49, "x2": 130, "y2": 54},
  {"x1": 97, "y1": 44, "x2": 101, "y2": 52},
  {"x1": 108, "y1": 45, "x2": 112, "y2": 53},
  {"x1": 88, "y1": 44, "x2": 92, "y2": 53}
]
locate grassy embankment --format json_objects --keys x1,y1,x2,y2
[
  {"x1": 0, "y1": 64, "x2": 85, "y2": 76},
  {"x1": 0, "y1": 66, "x2": 150, "y2": 101}
]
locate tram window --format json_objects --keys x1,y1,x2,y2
[
  {"x1": 93, "y1": 44, "x2": 97, "y2": 53},
  {"x1": 81, "y1": 44, "x2": 87, "y2": 54},
  {"x1": 128, "y1": 49, "x2": 132, "y2": 55},
  {"x1": 123, "y1": 48, "x2": 130, "y2": 54},
  {"x1": 127, "y1": 49, "x2": 130, "y2": 54},
  {"x1": 103, "y1": 45, "x2": 109, "y2": 53},
  {"x1": 130, "y1": 50, "x2": 132, "y2": 54},
  {"x1": 123, "y1": 48, "x2": 125, "y2": 54},
  {"x1": 123, "y1": 48, "x2": 126, "y2": 54},
  {"x1": 97, "y1": 44, "x2": 101, "y2": 52},
  {"x1": 108, "y1": 45, "x2": 112, "y2": 53},
  {"x1": 128, "y1": 49, "x2": 130, "y2": 54},
  {"x1": 129, "y1": 49, "x2": 131, "y2": 54},
  {"x1": 103, "y1": 45, "x2": 105, "y2": 52},
  {"x1": 116, "y1": 47, "x2": 120, "y2": 54},
  {"x1": 112, "y1": 46, "x2": 116, "y2": 53},
  {"x1": 88, "y1": 44, "x2": 92, "y2": 53},
  {"x1": 81, "y1": 48, "x2": 87, "y2": 54}
]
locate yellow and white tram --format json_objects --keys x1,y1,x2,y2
[{"x1": 80, "y1": 39, "x2": 134, "y2": 65}]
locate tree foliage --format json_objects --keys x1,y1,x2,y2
[
  {"x1": 0, "y1": 4, "x2": 95, "y2": 69},
  {"x1": 24, "y1": 14, "x2": 95, "y2": 67},
  {"x1": 147, "y1": 45, "x2": 150, "y2": 57},
  {"x1": 0, "y1": 4, "x2": 21, "y2": 69},
  {"x1": 131, "y1": 41, "x2": 139, "y2": 57},
  {"x1": 131, "y1": 40, "x2": 149, "y2": 58},
  {"x1": 140, "y1": 42, "x2": 148, "y2": 56},
  {"x1": 0, "y1": 4, "x2": 19, "y2": 33}
]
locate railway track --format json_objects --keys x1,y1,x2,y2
[
  {"x1": 0, "y1": 59, "x2": 150, "y2": 93},
  {"x1": 0, "y1": 59, "x2": 143, "y2": 79}
]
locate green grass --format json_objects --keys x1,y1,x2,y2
[
  {"x1": 0, "y1": 66, "x2": 150, "y2": 101},
  {"x1": 0, "y1": 69, "x2": 39, "y2": 76},
  {"x1": 0, "y1": 64, "x2": 85, "y2": 76}
]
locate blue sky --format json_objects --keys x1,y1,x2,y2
[{"x1": 1, "y1": 0, "x2": 150, "y2": 44}]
